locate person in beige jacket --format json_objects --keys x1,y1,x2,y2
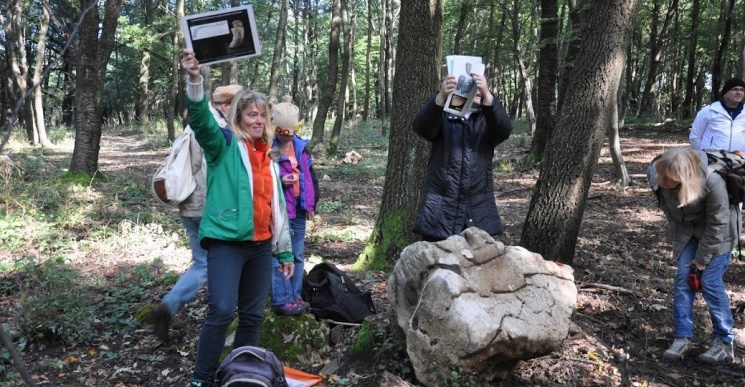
[{"x1": 152, "y1": 84, "x2": 243, "y2": 344}]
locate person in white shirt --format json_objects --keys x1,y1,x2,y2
[{"x1": 690, "y1": 77, "x2": 745, "y2": 152}]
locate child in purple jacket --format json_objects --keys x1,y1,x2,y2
[{"x1": 270, "y1": 102, "x2": 319, "y2": 315}]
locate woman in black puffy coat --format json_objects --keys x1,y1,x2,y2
[{"x1": 412, "y1": 72, "x2": 512, "y2": 241}]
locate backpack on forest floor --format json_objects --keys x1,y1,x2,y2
[
  {"x1": 215, "y1": 346, "x2": 289, "y2": 387},
  {"x1": 301, "y1": 262, "x2": 376, "y2": 324},
  {"x1": 151, "y1": 130, "x2": 196, "y2": 206},
  {"x1": 703, "y1": 149, "x2": 745, "y2": 206}
]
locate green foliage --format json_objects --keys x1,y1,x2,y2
[
  {"x1": 15, "y1": 257, "x2": 97, "y2": 345},
  {"x1": 349, "y1": 320, "x2": 375, "y2": 355},
  {"x1": 258, "y1": 313, "x2": 329, "y2": 363}
]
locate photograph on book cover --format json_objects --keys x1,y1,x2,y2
[
  {"x1": 181, "y1": 5, "x2": 262, "y2": 66},
  {"x1": 444, "y1": 56, "x2": 484, "y2": 116}
]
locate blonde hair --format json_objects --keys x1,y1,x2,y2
[
  {"x1": 227, "y1": 89, "x2": 272, "y2": 144},
  {"x1": 654, "y1": 147, "x2": 705, "y2": 206}
]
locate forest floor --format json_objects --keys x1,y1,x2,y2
[{"x1": 3, "y1": 122, "x2": 745, "y2": 386}]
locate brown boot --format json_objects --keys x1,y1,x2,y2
[{"x1": 152, "y1": 302, "x2": 171, "y2": 344}]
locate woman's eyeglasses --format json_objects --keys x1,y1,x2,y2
[{"x1": 275, "y1": 127, "x2": 292, "y2": 136}]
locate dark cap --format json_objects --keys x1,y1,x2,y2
[{"x1": 721, "y1": 77, "x2": 745, "y2": 95}]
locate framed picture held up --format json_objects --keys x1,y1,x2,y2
[{"x1": 181, "y1": 5, "x2": 262, "y2": 66}]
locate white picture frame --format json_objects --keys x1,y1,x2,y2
[
  {"x1": 443, "y1": 56, "x2": 484, "y2": 116},
  {"x1": 181, "y1": 5, "x2": 262, "y2": 66}
]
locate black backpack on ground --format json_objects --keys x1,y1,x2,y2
[
  {"x1": 301, "y1": 262, "x2": 376, "y2": 323},
  {"x1": 215, "y1": 346, "x2": 289, "y2": 387}
]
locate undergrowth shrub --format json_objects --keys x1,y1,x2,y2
[{"x1": 16, "y1": 257, "x2": 97, "y2": 345}]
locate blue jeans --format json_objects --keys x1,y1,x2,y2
[
  {"x1": 673, "y1": 238, "x2": 735, "y2": 343},
  {"x1": 271, "y1": 208, "x2": 307, "y2": 305},
  {"x1": 162, "y1": 216, "x2": 208, "y2": 316},
  {"x1": 192, "y1": 239, "x2": 273, "y2": 382}
]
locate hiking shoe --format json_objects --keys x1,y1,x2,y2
[
  {"x1": 295, "y1": 299, "x2": 311, "y2": 312},
  {"x1": 152, "y1": 302, "x2": 171, "y2": 344},
  {"x1": 272, "y1": 302, "x2": 303, "y2": 316},
  {"x1": 663, "y1": 337, "x2": 692, "y2": 360},
  {"x1": 188, "y1": 380, "x2": 213, "y2": 387},
  {"x1": 697, "y1": 338, "x2": 735, "y2": 363}
]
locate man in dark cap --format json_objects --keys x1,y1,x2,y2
[{"x1": 690, "y1": 77, "x2": 745, "y2": 152}]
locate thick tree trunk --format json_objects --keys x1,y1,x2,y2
[
  {"x1": 363, "y1": 0, "x2": 443, "y2": 267},
  {"x1": 520, "y1": 0, "x2": 639, "y2": 265},
  {"x1": 557, "y1": 0, "x2": 581, "y2": 112},
  {"x1": 530, "y1": 0, "x2": 558, "y2": 161},
  {"x1": 69, "y1": 0, "x2": 123, "y2": 175},
  {"x1": 310, "y1": 0, "x2": 341, "y2": 147},
  {"x1": 328, "y1": 0, "x2": 352, "y2": 155}
]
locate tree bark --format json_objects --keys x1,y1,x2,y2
[
  {"x1": 530, "y1": 0, "x2": 558, "y2": 161},
  {"x1": 520, "y1": 0, "x2": 640, "y2": 265},
  {"x1": 310, "y1": 0, "x2": 341, "y2": 147},
  {"x1": 33, "y1": 3, "x2": 51, "y2": 147},
  {"x1": 711, "y1": 0, "x2": 735, "y2": 100},
  {"x1": 512, "y1": 0, "x2": 536, "y2": 135},
  {"x1": 166, "y1": 0, "x2": 184, "y2": 142},
  {"x1": 69, "y1": 0, "x2": 123, "y2": 175},
  {"x1": 609, "y1": 70, "x2": 630, "y2": 186},
  {"x1": 6, "y1": 0, "x2": 36, "y2": 145},
  {"x1": 328, "y1": 0, "x2": 353, "y2": 155},
  {"x1": 638, "y1": 0, "x2": 678, "y2": 115},
  {"x1": 268, "y1": 0, "x2": 290, "y2": 105},
  {"x1": 363, "y1": 0, "x2": 444, "y2": 267},
  {"x1": 362, "y1": 0, "x2": 373, "y2": 121},
  {"x1": 453, "y1": 0, "x2": 469, "y2": 55},
  {"x1": 681, "y1": 0, "x2": 699, "y2": 118}
]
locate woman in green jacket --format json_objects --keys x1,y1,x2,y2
[{"x1": 181, "y1": 49, "x2": 293, "y2": 387}]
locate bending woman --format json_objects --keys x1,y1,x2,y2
[{"x1": 648, "y1": 147, "x2": 738, "y2": 363}]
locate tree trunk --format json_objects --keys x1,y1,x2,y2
[
  {"x1": 512, "y1": 0, "x2": 536, "y2": 135},
  {"x1": 530, "y1": 0, "x2": 558, "y2": 161},
  {"x1": 557, "y1": 0, "x2": 581, "y2": 113},
  {"x1": 520, "y1": 0, "x2": 639, "y2": 265},
  {"x1": 711, "y1": 0, "x2": 735, "y2": 100},
  {"x1": 305, "y1": 0, "x2": 319, "y2": 123},
  {"x1": 310, "y1": 0, "x2": 341, "y2": 147},
  {"x1": 362, "y1": 0, "x2": 373, "y2": 121},
  {"x1": 609, "y1": 70, "x2": 630, "y2": 186},
  {"x1": 378, "y1": 0, "x2": 388, "y2": 135},
  {"x1": 33, "y1": 3, "x2": 51, "y2": 147},
  {"x1": 328, "y1": 0, "x2": 352, "y2": 155},
  {"x1": 166, "y1": 0, "x2": 184, "y2": 142},
  {"x1": 69, "y1": 0, "x2": 123, "y2": 175},
  {"x1": 681, "y1": 0, "x2": 699, "y2": 118},
  {"x1": 363, "y1": 0, "x2": 443, "y2": 268},
  {"x1": 6, "y1": 0, "x2": 36, "y2": 145},
  {"x1": 639, "y1": 0, "x2": 678, "y2": 115},
  {"x1": 453, "y1": 0, "x2": 469, "y2": 55},
  {"x1": 268, "y1": 0, "x2": 290, "y2": 105}
]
